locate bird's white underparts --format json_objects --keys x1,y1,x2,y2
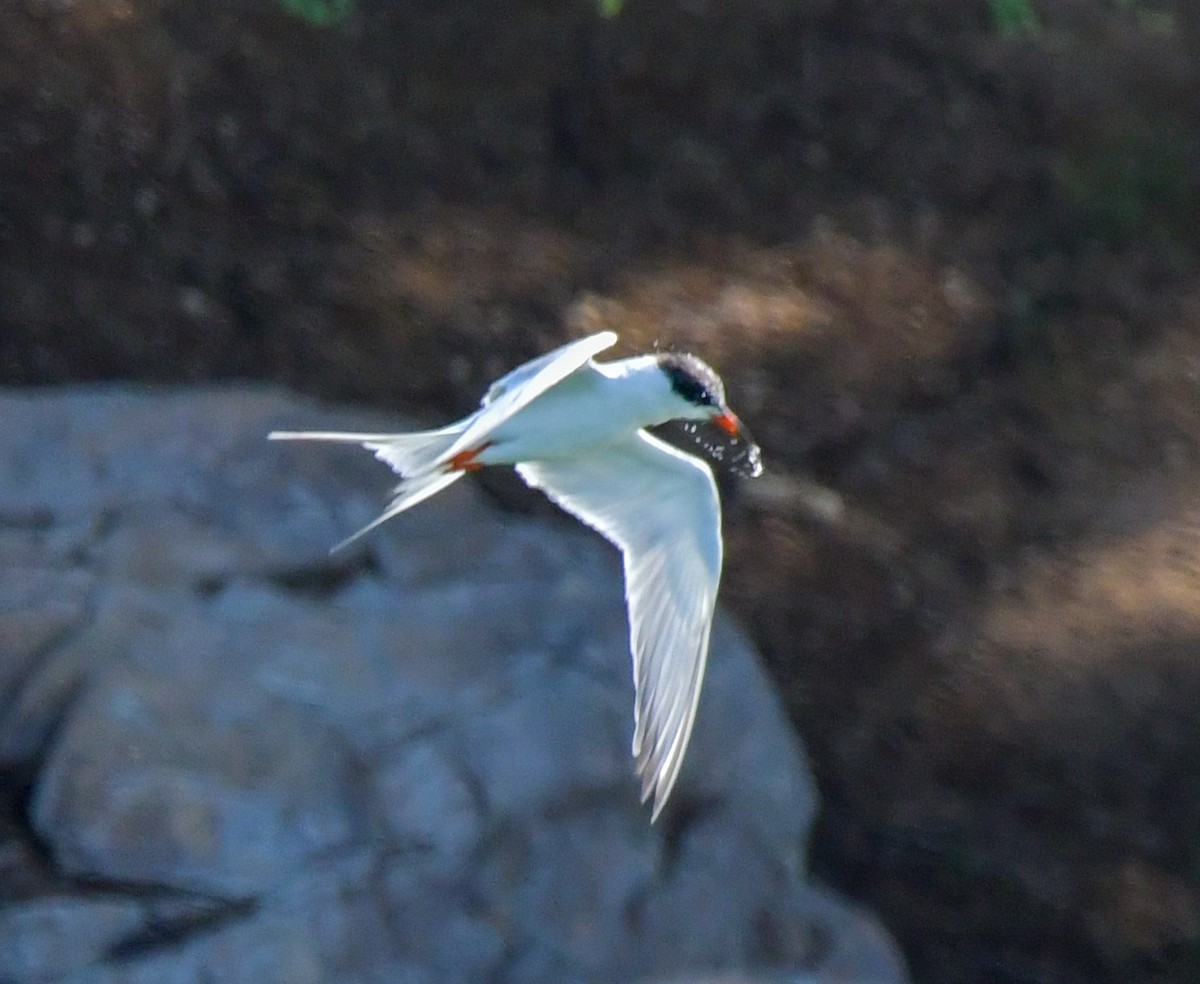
[{"x1": 269, "y1": 331, "x2": 762, "y2": 821}]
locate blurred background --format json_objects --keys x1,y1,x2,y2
[{"x1": 2, "y1": 0, "x2": 1200, "y2": 981}]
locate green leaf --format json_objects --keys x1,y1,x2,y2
[
  {"x1": 275, "y1": 0, "x2": 354, "y2": 29},
  {"x1": 989, "y1": 0, "x2": 1040, "y2": 37}
]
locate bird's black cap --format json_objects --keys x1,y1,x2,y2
[{"x1": 656, "y1": 352, "x2": 727, "y2": 409}]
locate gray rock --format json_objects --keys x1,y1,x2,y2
[
  {"x1": 0, "y1": 895, "x2": 146, "y2": 981},
  {"x1": 31, "y1": 669, "x2": 362, "y2": 897},
  {"x1": 373, "y1": 739, "x2": 482, "y2": 865},
  {"x1": 768, "y1": 887, "x2": 911, "y2": 984},
  {"x1": 473, "y1": 806, "x2": 660, "y2": 982},
  {"x1": 0, "y1": 565, "x2": 95, "y2": 731},
  {"x1": 379, "y1": 860, "x2": 509, "y2": 983},
  {"x1": 454, "y1": 665, "x2": 632, "y2": 817},
  {"x1": 0, "y1": 386, "x2": 907, "y2": 984}
]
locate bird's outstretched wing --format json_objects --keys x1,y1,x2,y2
[
  {"x1": 517, "y1": 430, "x2": 722, "y2": 821},
  {"x1": 480, "y1": 331, "x2": 617, "y2": 408},
  {"x1": 444, "y1": 331, "x2": 617, "y2": 463}
]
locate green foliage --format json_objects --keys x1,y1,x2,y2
[
  {"x1": 991, "y1": 0, "x2": 1176, "y2": 39},
  {"x1": 275, "y1": 0, "x2": 354, "y2": 28},
  {"x1": 989, "y1": 0, "x2": 1040, "y2": 37},
  {"x1": 1054, "y1": 124, "x2": 1197, "y2": 245},
  {"x1": 1113, "y1": 0, "x2": 1176, "y2": 35},
  {"x1": 597, "y1": 0, "x2": 625, "y2": 16}
]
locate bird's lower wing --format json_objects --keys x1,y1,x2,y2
[{"x1": 516, "y1": 431, "x2": 722, "y2": 821}]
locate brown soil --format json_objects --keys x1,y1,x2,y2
[{"x1": 3, "y1": 1, "x2": 1200, "y2": 982}]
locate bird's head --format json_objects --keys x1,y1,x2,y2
[
  {"x1": 655, "y1": 351, "x2": 763, "y2": 477},
  {"x1": 656, "y1": 352, "x2": 734, "y2": 427}
]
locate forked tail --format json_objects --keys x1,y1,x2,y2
[{"x1": 268, "y1": 421, "x2": 472, "y2": 550}]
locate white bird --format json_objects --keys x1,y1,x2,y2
[{"x1": 269, "y1": 331, "x2": 762, "y2": 820}]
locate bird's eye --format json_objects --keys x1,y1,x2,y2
[
  {"x1": 668, "y1": 372, "x2": 707, "y2": 406},
  {"x1": 661, "y1": 356, "x2": 725, "y2": 409}
]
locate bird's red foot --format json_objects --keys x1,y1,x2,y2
[{"x1": 446, "y1": 442, "x2": 493, "y2": 472}]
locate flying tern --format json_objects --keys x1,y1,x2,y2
[{"x1": 269, "y1": 330, "x2": 762, "y2": 820}]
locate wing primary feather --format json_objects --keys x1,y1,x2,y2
[{"x1": 516, "y1": 430, "x2": 723, "y2": 822}]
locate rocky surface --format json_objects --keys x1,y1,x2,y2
[{"x1": 0, "y1": 386, "x2": 905, "y2": 984}]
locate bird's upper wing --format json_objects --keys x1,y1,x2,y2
[
  {"x1": 444, "y1": 331, "x2": 618, "y2": 462},
  {"x1": 480, "y1": 331, "x2": 617, "y2": 408},
  {"x1": 516, "y1": 430, "x2": 722, "y2": 821}
]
